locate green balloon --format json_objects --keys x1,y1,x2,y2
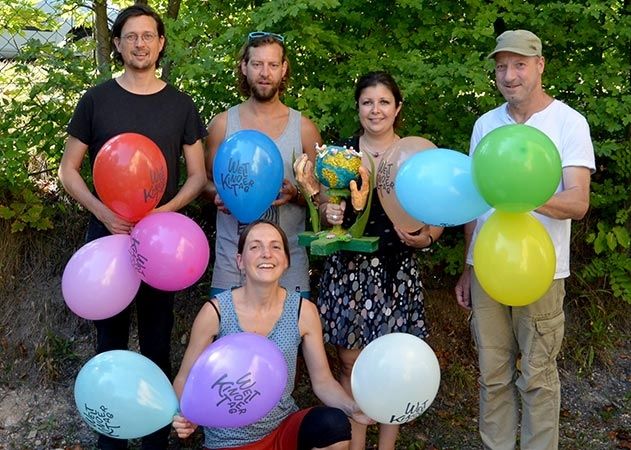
[{"x1": 472, "y1": 124, "x2": 562, "y2": 212}]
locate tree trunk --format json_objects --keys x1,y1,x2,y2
[
  {"x1": 625, "y1": 0, "x2": 631, "y2": 141},
  {"x1": 93, "y1": 0, "x2": 111, "y2": 75},
  {"x1": 160, "y1": 0, "x2": 182, "y2": 82},
  {"x1": 166, "y1": 0, "x2": 181, "y2": 19}
]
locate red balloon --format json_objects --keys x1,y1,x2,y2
[
  {"x1": 93, "y1": 133, "x2": 167, "y2": 222},
  {"x1": 376, "y1": 136, "x2": 435, "y2": 232}
]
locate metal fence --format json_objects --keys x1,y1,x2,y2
[
  {"x1": 0, "y1": 0, "x2": 119, "y2": 79},
  {"x1": 1, "y1": 0, "x2": 99, "y2": 58},
  {"x1": 2, "y1": 0, "x2": 91, "y2": 99}
]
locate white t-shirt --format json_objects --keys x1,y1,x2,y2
[{"x1": 466, "y1": 100, "x2": 596, "y2": 279}]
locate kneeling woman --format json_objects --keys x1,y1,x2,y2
[{"x1": 172, "y1": 219, "x2": 371, "y2": 449}]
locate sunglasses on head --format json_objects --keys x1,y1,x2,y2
[{"x1": 247, "y1": 31, "x2": 285, "y2": 44}]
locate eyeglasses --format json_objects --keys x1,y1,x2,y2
[
  {"x1": 121, "y1": 32, "x2": 159, "y2": 44},
  {"x1": 247, "y1": 31, "x2": 285, "y2": 44}
]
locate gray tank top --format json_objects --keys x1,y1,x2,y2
[
  {"x1": 203, "y1": 289, "x2": 301, "y2": 447},
  {"x1": 211, "y1": 105, "x2": 310, "y2": 293}
]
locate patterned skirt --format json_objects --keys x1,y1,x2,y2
[{"x1": 317, "y1": 250, "x2": 428, "y2": 349}]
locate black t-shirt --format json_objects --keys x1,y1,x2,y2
[{"x1": 67, "y1": 78, "x2": 207, "y2": 205}]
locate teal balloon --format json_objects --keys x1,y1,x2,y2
[
  {"x1": 74, "y1": 350, "x2": 178, "y2": 439},
  {"x1": 394, "y1": 149, "x2": 490, "y2": 227},
  {"x1": 472, "y1": 124, "x2": 562, "y2": 212},
  {"x1": 213, "y1": 130, "x2": 284, "y2": 223}
]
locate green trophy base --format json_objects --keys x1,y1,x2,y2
[{"x1": 298, "y1": 231, "x2": 379, "y2": 256}]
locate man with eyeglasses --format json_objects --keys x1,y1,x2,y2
[
  {"x1": 58, "y1": 5, "x2": 207, "y2": 450},
  {"x1": 206, "y1": 31, "x2": 322, "y2": 299}
]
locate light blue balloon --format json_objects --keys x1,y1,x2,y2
[
  {"x1": 213, "y1": 130, "x2": 284, "y2": 224},
  {"x1": 394, "y1": 149, "x2": 491, "y2": 227},
  {"x1": 74, "y1": 350, "x2": 178, "y2": 439}
]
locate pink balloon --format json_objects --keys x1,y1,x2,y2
[
  {"x1": 180, "y1": 332, "x2": 288, "y2": 428},
  {"x1": 129, "y1": 212, "x2": 210, "y2": 291},
  {"x1": 62, "y1": 235, "x2": 141, "y2": 320}
]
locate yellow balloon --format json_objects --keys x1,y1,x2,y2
[{"x1": 473, "y1": 211, "x2": 556, "y2": 306}]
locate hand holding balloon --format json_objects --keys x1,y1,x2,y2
[
  {"x1": 214, "y1": 191, "x2": 230, "y2": 215},
  {"x1": 395, "y1": 225, "x2": 435, "y2": 249},
  {"x1": 272, "y1": 179, "x2": 299, "y2": 206},
  {"x1": 349, "y1": 402, "x2": 376, "y2": 426},
  {"x1": 94, "y1": 204, "x2": 134, "y2": 235},
  {"x1": 172, "y1": 414, "x2": 198, "y2": 439}
]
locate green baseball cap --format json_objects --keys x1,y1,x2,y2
[{"x1": 487, "y1": 29, "x2": 542, "y2": 59}]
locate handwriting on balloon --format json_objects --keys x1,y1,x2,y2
[
  {"x1": 377, "y1": 161, "x2": 394, "y2": 195},
  {"x1": 82, "y1": 404, "x2": 121, "y2": 436},
  {"x1": 221, "y1": 158, "x2": 255, "y2": 196},
  {"x1": 212, "y1": 372, "x2": 262, "y2": 415},
  {"x1": 128, "y1": 236, "x2": 147, "y2": 276},
  {"x1": 388, "y1": 399, "x2": 429, "y2": 424},
  {"x1": 144, "y1": 167, "x2": 167, "y2": 203}
]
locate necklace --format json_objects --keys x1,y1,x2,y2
[{"x1": 360, "y1": 135, "x2": 400, "y2": 158}]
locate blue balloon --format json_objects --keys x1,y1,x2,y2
[
  {"x1": 74, "y1": 350, "x2": 178, "y2": 439},
  {"x1": 213, "y1": 130, "x2": 284, "y2": 223},
  {"x1": 394, "y1": 149, "x2": 491, "y2": 227}
]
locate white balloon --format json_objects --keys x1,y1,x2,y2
[{"x1": 351, "y1": 333, "x2": 441, "y2": 424}]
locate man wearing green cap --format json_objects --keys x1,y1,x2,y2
[{"x1": 455, "y1": 30, "x2": 595, "y2": 449}]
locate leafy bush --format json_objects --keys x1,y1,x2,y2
[{"x1": 1, "y1": 0, "x2": 629, "y2": 303}]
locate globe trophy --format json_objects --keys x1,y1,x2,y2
[{"x1": 294, "y1": 144, "x2": 379, "y2": 256}]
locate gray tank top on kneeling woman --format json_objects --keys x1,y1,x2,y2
[
  {"x1": 203, "y1": 289, "x2": 301, "y2": 447},
  {"x1": 211, "y1": 105, "x2": 310, "y2": 293}
]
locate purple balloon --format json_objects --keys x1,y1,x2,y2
[
  {"x1": 180, "y1": 332, "x2": 288, "y2": 428},
  {"x1": 129, "y1": 212, "x2": 210, "y2": 291},
  {"x1": 62, "y1": 235, "x2": 141, "y2": 320}
]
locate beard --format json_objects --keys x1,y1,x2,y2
[
  {"x1": 127, "y1": 60, "x2": 156, "y2": 72},
  {"x1": 122, "y1": 52, "x2": 157, "y2": 72},
  {"x1": 250, "y1": 78, "x2": 281, "y2": 102}
]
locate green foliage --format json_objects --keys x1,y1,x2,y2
[
  {"x1": 0, "y1": 40, "x2": 103, "y2": 231},
  {"x1": 0, "y1": 1, "x2": 58, "y2": 34},
  {"x1": 1, "y1": 0, "x2": 630, "y2": 304},
  {"x1": 581, "y1": 163, "x2": 631, "y2": 303},
  {"x1": 0, "y1": 189, "x2": 54, "y2": 232}
]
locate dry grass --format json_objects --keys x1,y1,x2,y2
[{"x1": 0, "y1": 213, "x2": 89, "y2": 385}]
